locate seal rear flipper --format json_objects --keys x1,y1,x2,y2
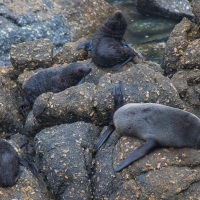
[
  {"x1": 114, "y1": 138, "x2": 158, "y2": 172},
  {"x1": 110, "y1": 56, "x2": 133, "y2": 71},
  {"x1": 19, "y1": 157, "x2": 38, "y2": 178},
  {"x1": 76, "y1": 40, "x2": 92, "y2": 51},
  {"x1": 113, "y1": 81, "x2": 125, "y2": 111},
  {"x1": 94, "y1": 123, "x2": 115, "y2": 151}
]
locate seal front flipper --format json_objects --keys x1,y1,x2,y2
[
  {"x1": 94, "y1": 123, "x2": 115, "y2": 151},
  {"x1": 113, "y1": 81, "x2": 125, "y2": 111},
  {"x1": 114, "y1": 138, "x2": 158, "y2": 172},
  {"x1": 77, "y1": 77, "x2": 85, "y2": 85},
  {"x1": 76, "y1": 40, "x2": 92, "y2": 51},
  {"x1": 19, "y1": 157, "x2": 38, "y2": 178},
  {"x1": 110, "y1": 56, "x2": 133, "y2": 71},
  {"x1": 94, "y1": 82, "x2": 125, "y2": 151}
]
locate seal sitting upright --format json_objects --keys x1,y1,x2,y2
[
  {"x1": 0, "y1": 139, "x2": 37, "y2": 187},
  {"x1": 76, "y1": 10, "x2": 142, "y2": 71},
  {"x1": 95, "y1": 82, "x2": 200, "y2": 172},
  {"x1": 21, "y1": 63, "x2": 91, "y2": 108}
]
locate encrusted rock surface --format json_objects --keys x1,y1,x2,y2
[
  {"x1": 32, "y1": 82, "x2": 98, "y2": 129},
  {"x1": 34, "y1": 122, "x2": 99, "y2": 200},
  {"x1": 1, "y1": 1, "x2": 200, "y2": 199},
  {"x1": 10, "y1": 38, "x2": 53, "y2": 76}
]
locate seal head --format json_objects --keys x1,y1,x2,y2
[{"x1": 102, "y1": 10, "x2": 127, "y2": 38}]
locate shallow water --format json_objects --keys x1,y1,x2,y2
[{"x1": 106, "y1": 0, "x2": 180, "y2": 64}]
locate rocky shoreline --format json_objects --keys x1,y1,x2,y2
[{"x1": 1, "y1": 0, "x2": 200, "y2": 199}]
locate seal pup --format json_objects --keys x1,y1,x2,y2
[
  {"x1": 76, "y1": 10, "x2": 142, "y2": 71},
  {"x1": 21, "y1": 63, "x2": 92, "y2": 108},
  {"x1": 0, "y1": 139, "x2": 37, "y2": 187},
  {"x1": 95, "y1": 82, "x2": 200, "y2": 172}
]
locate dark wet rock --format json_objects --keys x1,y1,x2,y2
[
  {"x1": 34, "y1": 122, "x2": 100, "y2": 199},
  {"x1": 136, "y1": 0, "x2": 194, "y2": 20},
  {"x1": 94, "y1": 63, "x2": 183, "y2": 126},
  {"x1": 93, "y1": 128, "x2": 200, "y2": 199},
  {"x1": 53, "y1": 38, "x2": 90, "y2": 65},
  {"x1": 10, "y1": 38, "x2": 53, "y2": 76},
  {"x1": 24, "y1": 111, "x2": 42, "y2": 136},
  {"x1": 0, "y1": 73, "x2": 24, "y2": 135},
  {"x1": 31, "y1": 82, "x2": 98, "y2": 131}
]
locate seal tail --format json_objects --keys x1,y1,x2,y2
[
  {"x1": 114, "y1": 138, "x2": 158, "y2": 172},
  {"x1": 94, "y1": 81, "x2": 125, "y2": 151},
  {"x1": 19, "y1": 157, "x2": 38, "y2": 178}
]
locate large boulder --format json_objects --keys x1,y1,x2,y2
[
  {"x1": 10, "y1": 38, "x2": 53, "y2": 76},
  {"x1": 34, "y1": 122, "x2": 100, "y2": 199},
  {"x1": 137, "y1": 0, "x2": 194, "y2": 20},
  {"x1": 162, "y1": 15, "x2": 200, "y2": 116}
]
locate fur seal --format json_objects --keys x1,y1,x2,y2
[
  {"x1": 76, "y1": 10, "x2": 142, "y2": 71},
  {"x1": 0, "y1": 139, "x2": 37, "y2": 187},
  {"x1": 95, "y1": 82, "x2": 200, "y2": 172},
  {"x1": 21, "y1": 63, "x2": 91, "y2": 108}
]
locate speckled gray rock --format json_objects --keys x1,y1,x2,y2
[
  {"x1": 93, "y1": 128, "x2": 200, "y2": 199},
  {"x1": 190, "y1": 0, "x2": 200, "y2": 24},
  {"x1": 162, "y1": 17, "x2": 200, "y2": 75},
  {"x1": 85, "y1": 60, "x2": 163, "y2": 86},
  {"x1": 161, "y1": 16, "x2": 200, "y2": 115},
  {"x1": 0, "y1": 73, "x2": 24, "y2": 135},
  {"x1": 137, "y1": 0, "x2": 194, "y2": 20},
  {"x1": 0, "y1": 0, "x2": 70, "y2": 67},
  {"x1": 32, "y1": 82, "x2": 98, "y2": 130},
  {"x1": 10, "y1": 38, "x2": 53, "y2": 76},
  {"x1": 58, "y1": 0, "x2": 115, "y2": 41},
  {"x1": 53, "y1": 38, "x2": 90, "y2": 65},
  {"x1": 94, "y1": 63, "x2": 183, "y2": 126},
  {"x1": 34, "y1": 122, "x2": 100, "y2": 200}
]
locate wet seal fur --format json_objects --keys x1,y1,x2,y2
[
  {"x1": 76, "y1": 10, "x2": 142, "y2": 71},
  {"x1": 0, "y1": 139, "x2": 37, "y2": 187},
  {"x1": 21, "y1": 63, "x2": 91, "y2": 108},
  {"x1": 95, "y1": 82, "x2": 200, "y2": 172}
]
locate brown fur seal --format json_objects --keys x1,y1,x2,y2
[
  {"x1": 76, "y1": 10, "x2": 142, "y2": 71},
  {"x1": 95, "y1": 82, "x2": 200, "y2": 172},
  {"x1": 21, "y1": 63, "x2": 91, "y2": 108},
  {"x1": 0, "y1": 139, "x2": 37, "y2": 187}
]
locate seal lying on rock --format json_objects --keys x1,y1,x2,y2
[
  {"x1": 76, "y1": 10, "x2": 142, "y2": 71},
  {"x1": 0, "y1": 139, "x2": 37, "y2": 187},
  {"x1": 95, "y1": 82, "x2": 200, "y2": 172},
  {"x1": 21, "y1": 63, "x2": 91, "y2": 108}
]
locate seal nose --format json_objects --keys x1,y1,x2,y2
[{"x1": 113, "y1": 10, "x2": 123, "y2": 18}]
